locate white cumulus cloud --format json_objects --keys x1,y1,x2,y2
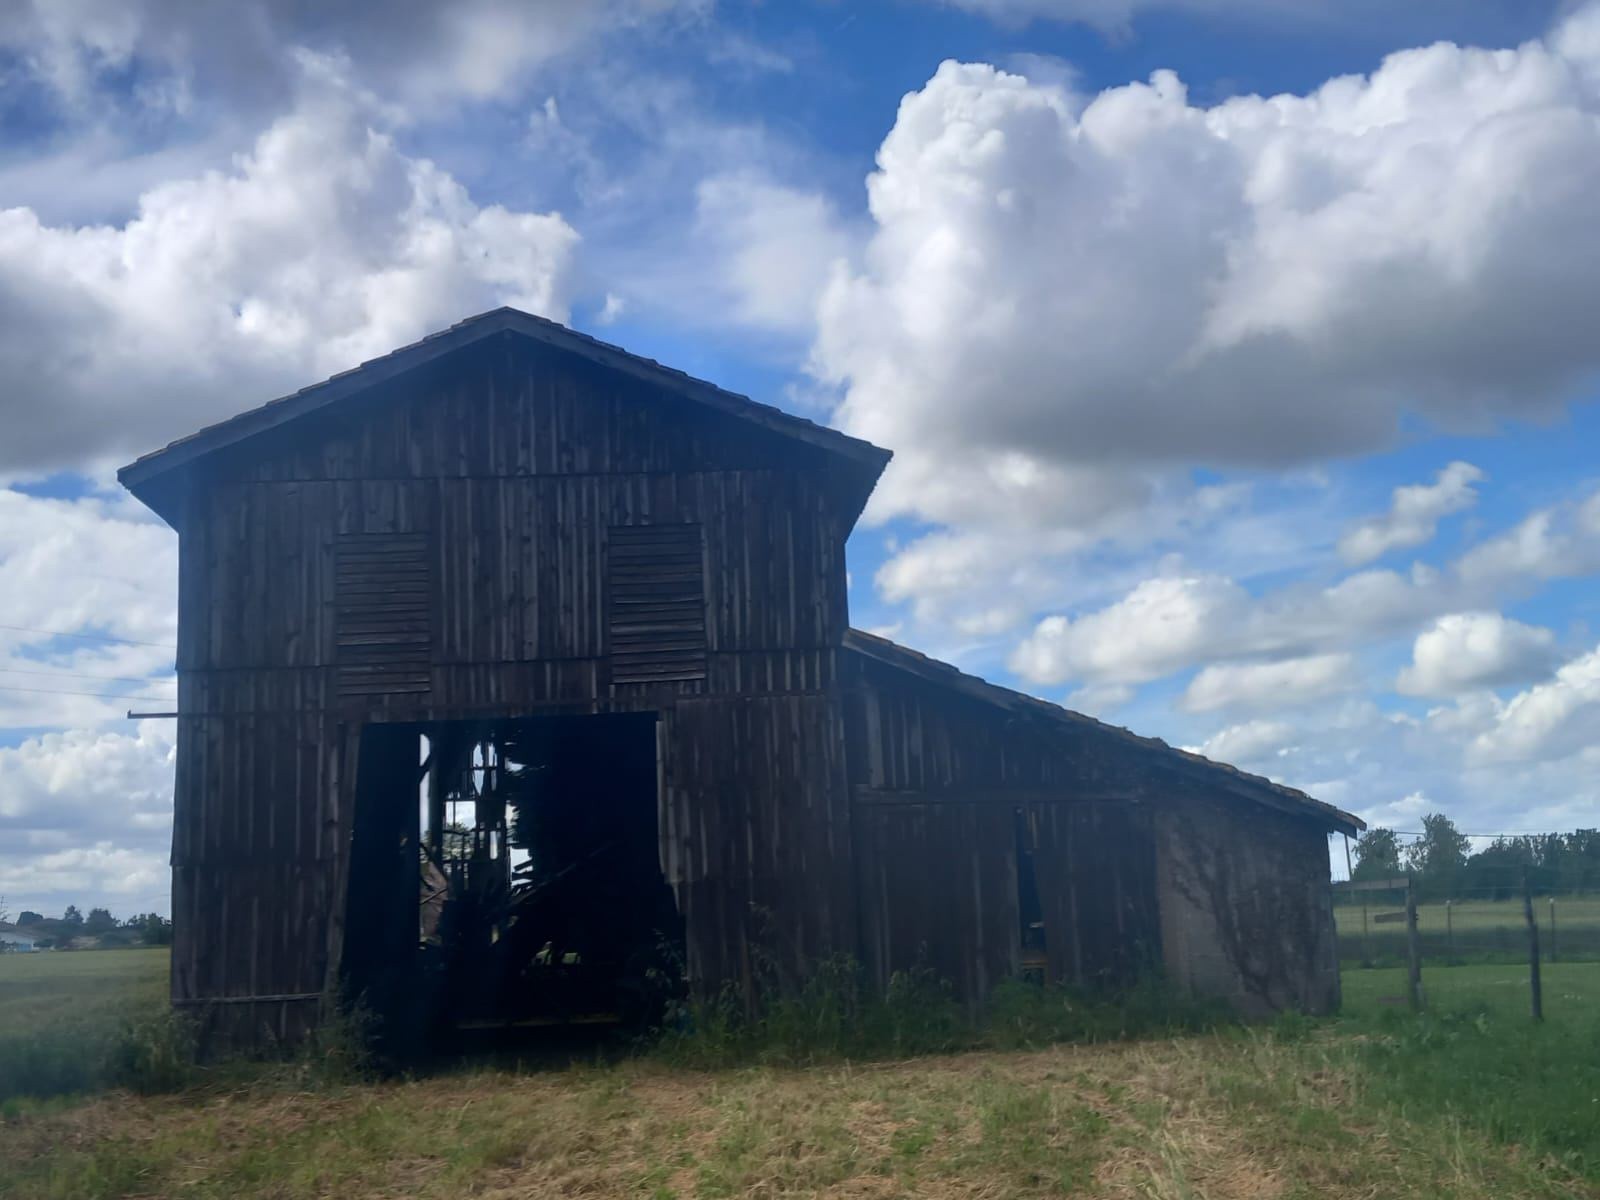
[
  {"x1": 693, "y1": 172, "x2": 856, "y2": 335},
  {"x1": 0, "y1": 722, "x2": 176, "y2": 917},
  {"x1": 3, "y1": 0, "x2": 696, "y2": 118},
  {"x1": 0, "y1": 61, "x2": 579, "y2": 476},
  {"x1": 815, "y1": 13, "x2": 1600, "y2": 531},
  {"x1": 1396, "y1": 612, "x2": 1560, "y2": 697},
  {"x1": 1184, "y1": 653, "x2": 1357, "y2": 713},
  {"x1": 1338, "y1": 461, "x2": 1484, "y2": 566},
  {"x1": 1195, "y1": 719, "x2": 1296, "y2": 765},
  {"x1": 1468, "y1": 644, "x2": 1600, "y2": 765}
]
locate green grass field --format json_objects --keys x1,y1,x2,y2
[
  {"x1": 1335, "y1": 893, "x2": 1600, "y2": 965},
  {"x1": 2, "y1": 949, "x2": 1597, "y2": 1199},
  {"x1": 0, "y1": 948, "x2": 170, "y2": 1103},
  {"x1": 1341, "y1": 959, "x2": 1600, "y2": 1020}
]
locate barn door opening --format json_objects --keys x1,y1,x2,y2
[{"x1": 341, "y1": 712, "x2": 682, "y2": 1053}]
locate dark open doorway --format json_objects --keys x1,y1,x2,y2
[
  {"x1": 1015, "y1": 807, "x2": 1047, "y2": 982},
  {"x1": 341, "y1": 712, "x2": 683, "y2": 1054}
]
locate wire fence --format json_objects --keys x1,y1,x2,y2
[{"x1": 1335, "y1": 887, "x2": 1599, "y2": 969}]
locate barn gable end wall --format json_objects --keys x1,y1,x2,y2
[
  {"x1": 164, "y1": 334, "x2": 864, "y2": 1043},
  {"x1": 1155, "y1": 798, "x2": 1341, "y2": 1016}
]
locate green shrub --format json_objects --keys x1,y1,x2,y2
[
  {"x1": 0, "y1": 1011, "x2": 197, "y2": 1102},
  {"x1": 987, "y1": 974, "x2": 1228, "y2": 1051},
  {"x1": 655, "y1": 955, "x2": 971, "y2": 1068},
  {"x1": 656, "y1": 960, "x2": 1225, "y2": 1067},
  {"x1": 105, "y1": 1011, "x2": 197, "y2": 1095}
]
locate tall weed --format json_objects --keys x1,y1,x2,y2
[{"x1": 656, "y1": 959, "x2": 1224, "y2": 1067}]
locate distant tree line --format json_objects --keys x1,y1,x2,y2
[
  {"x1": 2, "y1": 902, "x2": 172, "y2": 949},
  {"x1": 1351, "y1": 815, "x2": 1600, "y2": 901}
]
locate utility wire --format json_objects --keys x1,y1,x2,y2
[
  {"x1": 0, "y1": 624, "x2": 174, "y2": 650},
  {"x1": 0, "y1": 666, "x2": 176, "y2": 688},
  {"x1": 1380, "y1": 829, "x2": 1584, "y2": 839},
  {"x1": 0, "y1": 684, "x2": 177, "y2": 703}
]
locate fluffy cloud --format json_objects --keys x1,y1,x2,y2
[
  {"x1": 1195, "y1": 718, "x2": 1296, "y2": 766},
  {"x1": 1338, "y1": 461, "x2": 1483, "y2": 566},
  {"x1": 4, "y1": 0, "x2": 694, "y2": 119},
  {"x1": 1010, "y1": 565, "x2": 1438, "y2": 687},
  {"x1": 0, "y1": 487, "x2": 177, "y2": 729},
  {"x1": 1456, "y1": 488, "x2": 1600, "y2": 584},
  {"x1": 0, "y1": 63, "x2": 579, "y2": 475},
  {"x1": 1013, "y1": 574, "x2": 1245, "y2": 686},
  {"x1": 1396, "y1": 612, "x2": 1560, "y2": 697},
  {"x1": 815, "y1": 13, "x2": 1600, "y2": 530},
  {"x1": 693, "y1": 172, "x2": 856, "y2": 334},
  {"x1": 0, "y1": 722, "x2": 176, "y2": 917},
  {"x1": 1011, "y1": 480, "x2": 1600, "y2": 691},
  {"x1": 1468, "y1": 644, "x2": 1600, "y2": 765},
  {"x1": 0, "y1": 482, "x2": 180, "y2": 915},
  {"x1": 1183, "y1": 653, "x2": 1356, "y2": 713}
]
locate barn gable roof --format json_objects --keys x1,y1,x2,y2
[
  {"x1": 843, "y1": 628, "x2": 1363, "y2": 836},
  {"x1": 118, "y1": 308, "x2": 892, "y2": 525}
]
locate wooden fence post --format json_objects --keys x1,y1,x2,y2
[
  {"x1": 1405, "y1": 873, "x2": 1422, "y2": 1012},
  {"x1": 1444, "y1": 899, "x2": 1454, "y2": 963},
  {"x1": 1522, "y1": 868, "x2": 1543, "y2": 1022},
  {"x1": 1548, "y1": 896, "x2": 1557, "y2": 963}
]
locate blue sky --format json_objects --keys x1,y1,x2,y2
[{"x1": 2, "y1": 0, "x2": 1600, "y2": 917}]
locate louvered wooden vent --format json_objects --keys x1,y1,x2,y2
[
  {"x1": 607, "y1": 524, "x2": 707, "y2": 683},
  {"x1": 334, "y1": 533, "x2": 432, "y2": 698}
]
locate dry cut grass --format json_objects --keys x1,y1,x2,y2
[{"x1": 6, "y1": 1031, "x2": 1595, "y2": 1200}]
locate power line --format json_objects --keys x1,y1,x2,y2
[
  {"x1": 1378, "y1": 830, "x2": 1582, "y2": 839},
  {"x1": 0, "y1": 624, "x2": 174, "y2": 650},
  {"x1": 0, "y1": 684, "x2": 178, "y2": 704},
  {"x1": 0, "y1": 666, "x2": 176, "y2": 689}
]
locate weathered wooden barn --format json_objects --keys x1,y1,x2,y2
[{"x1": 119, "y1": 308, "x2": 1362, "y2": 1047}]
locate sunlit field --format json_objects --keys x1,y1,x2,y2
[{"x1": 1335, "y1": 893, "x2": 1600, "y2": 965}]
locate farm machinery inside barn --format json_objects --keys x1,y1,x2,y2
[{"x1": 342, "y1": 713, "x2": 683, "y2": 1052}]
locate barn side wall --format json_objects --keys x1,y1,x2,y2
[
  {"x1": 843, "y1": 656, "x2": 1166, "y2": 1007},
  {"x1": 168, "y1": 335, "x2": 862, "y2": 1043},
  {"x1": 1154, "y1": 797, "x2": 1341, "y2": 1016},
  {"x1": 843, "y1": 650, "x2": 1340, "y2": 1015}
]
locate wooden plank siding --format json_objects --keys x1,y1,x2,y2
[
  {"x1": 844, "y1": 653, "x2": 1171, "y2": 1005},
  {"x1": 842, "y1": 649, "x2": 1340, "y2": 1011},
  {"x1": 165, "y1": 335, "x2": 861, "y2": 1036},
  {"x1": 853, "y1": 801, "x2": 1019, "y2": 1005}
]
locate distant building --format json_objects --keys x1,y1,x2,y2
[{"x1": 0, "y1": 925, "x2": 38, "y2": 952}]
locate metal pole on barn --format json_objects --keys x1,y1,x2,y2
[
  {"x1": 1522, "y1": 868, "x2": 1543, "y2": 1022},
  {"x1": 1405, "y1": 872, "x2": 1423, "y2": 1012}
]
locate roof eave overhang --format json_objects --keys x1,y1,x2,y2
[
  {"x1": 117, "y1": 309, "x2": 892, "y2": 529},
  {"x1": 843, "y1": 628, "x2": 1365, "y2": 837}
]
